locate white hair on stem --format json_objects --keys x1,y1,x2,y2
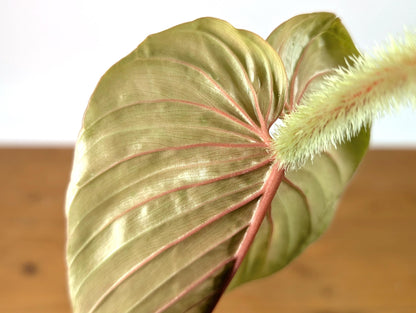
[{"x1": 272, "y1": 31, "x2": 416, "y2": 170}]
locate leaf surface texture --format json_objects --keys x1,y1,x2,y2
[{"x1": 66, "y1": 18, "x2": 286, "y2": 313}]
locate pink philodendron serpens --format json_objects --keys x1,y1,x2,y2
[{"x1": 65, "y1": 13, "x2": 415, "y2": 313}]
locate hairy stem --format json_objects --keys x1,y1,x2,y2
[{"x1": 272, "y1": 31, "x2": 416, "y2": 170}]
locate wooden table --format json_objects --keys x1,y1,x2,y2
[{"x1": 1, "y1": 149, "x2": 415, "y2": 313}]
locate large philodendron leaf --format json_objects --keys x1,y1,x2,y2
[
  {"x1": 66, "y1": 18, "x2": 287, "y2": 313},
  {"x1": 229, "y1": 13, "x2": 370, "y2": 287}
]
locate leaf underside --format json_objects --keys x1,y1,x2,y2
[
  {"x1": 66, "y1": 13, "x2": 369, "y2": 313},
  {"x1": 66, "y1": 17, "x2": 286, "y2": 313}
]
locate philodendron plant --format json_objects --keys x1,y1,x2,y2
[{"x1": 65, "y1": 12, "x2": 415, "y2": 313}]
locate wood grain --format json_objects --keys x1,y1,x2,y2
[{"x1": 0, "y1": 149, "x2": 415, "y2": 313}]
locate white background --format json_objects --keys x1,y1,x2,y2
[{"x1": 1, "y1": 0, "x2": 415, "y2": 146}]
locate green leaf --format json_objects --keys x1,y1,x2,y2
[
  {"x1": 229, "y1": 12, "x2": 370, "y2": 288},
  {"x1": 66, "y1": 17, "x2": 287, "y2": 313},
  {"x1": 66, "y1": 13, "x2": 371, "y2": 312}
]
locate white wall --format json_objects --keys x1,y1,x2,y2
[{"x1": 1, "y1": 0, "x2": 415, "y2": 146}]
